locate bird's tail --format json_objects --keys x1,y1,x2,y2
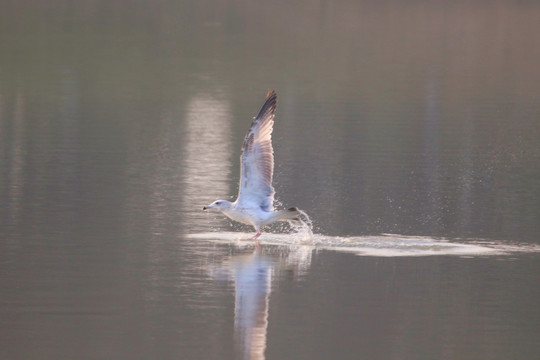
[
  {"x1": 273, "y1": 207, "x2": 314, "y2": 240},
  {"x1": 276, "y1": 207, "x2": 302, "y2": 221}
]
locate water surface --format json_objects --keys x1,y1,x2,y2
[{"x1": 1, "y1": 1, "x2": 539, "y2": 359}]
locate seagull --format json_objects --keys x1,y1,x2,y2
[{"x1": 203, "y1": 90, "x2": 303, "y2": 239}]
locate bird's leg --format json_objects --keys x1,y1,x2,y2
[{"x1": 251, "y1": 228, "x2": 261, "y2": 240}]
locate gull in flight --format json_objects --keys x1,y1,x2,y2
[{"x1": 203, "y1": 90, "x2": 304, "y2": 239}]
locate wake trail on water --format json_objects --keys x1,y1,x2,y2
[{"x1": 187, "y1": 231, "x2": 540, "y2": 257}]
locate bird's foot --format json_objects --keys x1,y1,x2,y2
[{"x1": 251, "y1": 231, "x2": 261, "y2": 240}]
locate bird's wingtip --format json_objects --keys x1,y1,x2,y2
[
  {"x1": 251, "y1": 89, "x2": 277, "y2": 124},
  {"x1": 266, "y1": 89, "x2": 276, "y2": 99}
]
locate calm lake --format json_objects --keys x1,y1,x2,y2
[{"x1": 1, "y1": 1, "x2": 539, "y2": 359}]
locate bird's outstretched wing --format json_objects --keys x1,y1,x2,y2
[{"x1": 236, "y1": 90, "x2": 276, "y2": 211}]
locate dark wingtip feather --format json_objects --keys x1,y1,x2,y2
[
  {"x1": 241, "y1": 91, "x2": 277, "y2": 153},
  {"x1": 255, "y1": 90, "x2": 277, "y2": 121}
]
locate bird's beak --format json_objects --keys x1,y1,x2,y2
[{"x1": 202, "y1": 206, "x2": 208, "y2": 211}]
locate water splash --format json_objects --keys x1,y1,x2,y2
[{"x1": 287, "y1": 208, "x2": 313, "y2": 242}]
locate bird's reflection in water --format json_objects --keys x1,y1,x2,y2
[
  {"x1": 233, "y1": 250, "x2": 273, "y2": 360},
  {"x1": 209, "y1": 245, "x2": 312, "y2": 360}
]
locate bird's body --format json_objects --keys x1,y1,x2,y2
[{"x1": 203, "y1": 91, "x2": 303, "y2": 239}]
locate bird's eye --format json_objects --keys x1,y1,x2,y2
[{"x1": 216, "y1": 201, "x2": 221, "y2": 205}]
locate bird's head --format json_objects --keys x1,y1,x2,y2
[{"x1": 202, "y1": 200, "x2": 232, "y2": 212}]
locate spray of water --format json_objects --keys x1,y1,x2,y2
[{"x1": 286, "y1": 209, "x2": 314, "y2": 242}]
